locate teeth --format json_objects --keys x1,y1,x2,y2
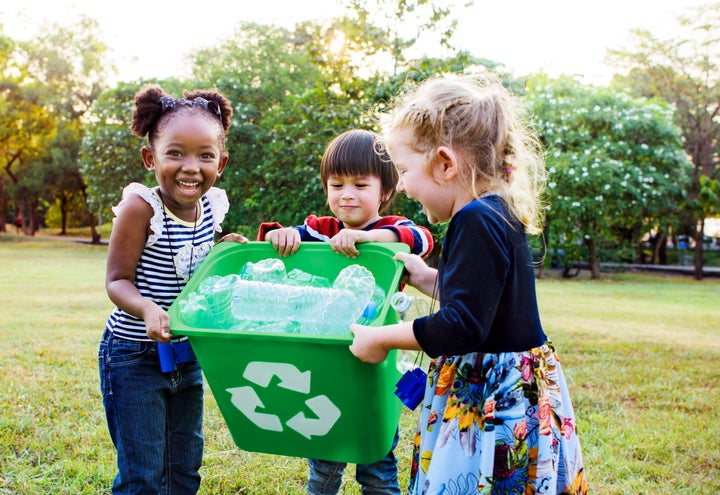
[{"x1": 178, "y1": 181, "x2": 199, "y2": 187}]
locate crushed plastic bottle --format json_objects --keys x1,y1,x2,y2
[
  {"x1": 177, "y1": 275, "x2": 240, "y2": 328},
  {"x1": 240, "y1": 258, "x2": 287, "y2": 283},
  {"x1": 322, "y1": 264, "x2": 377, "y2": 331},
  {"x1": 390, "y1": 291, "x2": 430, "y2": 322},
  {"x1": 389, "y1": 291, "x2": 432, "y2": 374},
  {"x1": 179, "y1": 259, "x2": 381, "y2": 335},
  {"x1": 202, "y1": 274, "x2": 239, "y2": 328},
  {"x1": 286, "y1": 268, "x2": 331, "y2": 288},
  {"x1": 232, "y1": 280, "x2": 332, "y2": 324}
]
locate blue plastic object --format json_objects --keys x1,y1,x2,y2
[
  {"x1": 361, "y1": 301, "x2": 378, "y2": 321},
  {"x1": 158, "y1": 340, "x2": 196, "y2": 372},
  {"x1": 394, "y1": 367, "x2": 427, "y2": 410}
]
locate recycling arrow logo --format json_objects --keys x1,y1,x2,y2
[{"x1": 226, "y1": 361, "x2": 341, "y2": 439}]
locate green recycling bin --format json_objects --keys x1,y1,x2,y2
[{"x1": 168, "y1": 241, "x2": 408, "y2": 464}]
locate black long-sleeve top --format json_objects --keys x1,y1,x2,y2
[{"x1": 413, "y1": 196, "x2": 547, "y2": 357}]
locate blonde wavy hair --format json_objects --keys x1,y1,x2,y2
[{"x1": 380, "y1": 73, "x2": 546, "y2": 235}]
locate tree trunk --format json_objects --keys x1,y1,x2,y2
[
  {"x1": 693, "y1": 218, "x2": 704, "y2": 280},
  {"x1": 586, "y1": 237, "x2": 602, "y2": 279},
  {"x1": 0, "y1": 180, "x2": 6, "y2": 233},
  {"x1": 60, "y1": 195, "x2": 68, "y2": 235},
  {"x1": 657, "y1": 233, "x2": 667, "y2": 265},
  {"x1": 16, "y1": 199, "x2": 27, "y2": 235},
  {"x1": 636, "y1": 241, "x2": 645, "y2": 264},
  {"x1": 80, "y1": 182, "x2": 102, "y2": 244},
  {"x1": 29, "y1": 199, "x2": 40, "y2": 236}
]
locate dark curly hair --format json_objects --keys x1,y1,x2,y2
[{"x1": 131, "y1": 83, "x2": 233, "y2": 148}]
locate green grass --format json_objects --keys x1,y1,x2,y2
[{"x1": 1, "y1": 233, "x2": 719, "y2": 494}]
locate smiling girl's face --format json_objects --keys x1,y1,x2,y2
[{"x1": 142, "y1": 111, "x2": 227, "y2": 219}]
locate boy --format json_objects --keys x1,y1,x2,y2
[{"x1": 258, "y1": 129, "x2": 433, "y2": 495}]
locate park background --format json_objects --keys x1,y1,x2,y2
[
  {"x1": 1, "y1": 0, "x2": 719, "y2": 493},
  {"x1": 2, "y1": 0, "x2": 719, "y2": 278}
]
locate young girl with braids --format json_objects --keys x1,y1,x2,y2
[
  {"x1": 350, "y1": 75, "x2": 588, "y2": 494},
  {"x1": 100, "y1": 84, "x2": 246, "y2": 494}
]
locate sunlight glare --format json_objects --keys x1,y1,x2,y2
[{"x1": 328, "y1": 30, "x2": 345, "y2": 54}]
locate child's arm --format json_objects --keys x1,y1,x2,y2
[
  {"x1": 329, "y1": 216, "x2": 434, "y2": 259},
  {"x1": 349, "y1": 321, "x2": 421, "y2": 363},
  {"x1": 349, "y1": 252, "x2": 436, "y2": 363},
  {"x1": 217, "y1": 232, "x2": 249, "y2": 243},
  {"x1": 105, "y1": 195, "x2": 172, "y2": 343},
  {"x1": 329, "y1": 229, "x2": 398, "y2": 258},
  {"x1": 375, "y1": 217, "x2": 434, "y2": 258}
]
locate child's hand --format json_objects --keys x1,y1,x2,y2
[
  {"x1": 394, "y1": 252, "x2": 438, "y2": 295},
  {"x1": 330, "y1": 229, "x2": 399, "y2": 258},
  {"x1": 329, "y1": 230, "x2": 366, "y2": 258},
  {"x1": 143, "y1": 302, "x2": 172, "y2": 343},
  {"x1": 265, "y1": 228, "x2": 301, "y2": 257},
  {"x1": 349, "y1": 323, "x2": 389, "y2": 363},
  {"x1": 217, "y1": 233, "x2": 248, "y2": 243}
]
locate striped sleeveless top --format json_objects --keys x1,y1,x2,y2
[{"x1": 105, "y1": 183, "x2": 229, "y2": 342}]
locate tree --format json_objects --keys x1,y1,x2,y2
[
  {"x1": 80, "y1": 3, "x2": 476, "y2": 239},
  {"x1": 188, "y1": 22, "x2": 331, "y2": 231},
  {"x1": 183, "y1": 1, "x2": 481, "y2": 234},
  {"x1": 606, "y1": 2, "x2": 720, "y2": 279},
  {"x1": 0, "y1": 32, "x2": 56, "y2": 232},
  {"x1": 2, "y1": 17, "x2": 110, "y2": 239},
  {"x1": 345, "y1": 0, "x2": 471, "y2": 75},
  {"x1": 526, "y1": 76, "x2": 691, "y2": 279}
]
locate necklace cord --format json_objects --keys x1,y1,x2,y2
[{"x1": 157, "y1": 190, "x2": 199, "y2": 289}]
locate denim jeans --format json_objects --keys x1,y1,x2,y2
[
  {"x1": 307, "y1": 427, "x2": 401, "y2": 495},
  {"x1": 99, "y1": 329, "x2": 204, "y2": 495}
]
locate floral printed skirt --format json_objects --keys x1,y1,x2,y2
[{"x1": 408, "y1": 342, "x2": 587, "y2": 495}]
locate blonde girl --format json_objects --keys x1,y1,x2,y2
[{"x1": 350, "y1": 74, "x2": 588, "y2": 494}]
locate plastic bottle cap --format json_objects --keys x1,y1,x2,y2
[
  {"x1": 361, "y1": 302, "x2": 378, "y2": 320},
  {"x1": 390, "y1": 292, "x2": 412, "y2": 313}
]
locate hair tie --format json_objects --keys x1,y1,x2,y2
[{"x1": 158, "y1": 95, "x2": 222, "y2": 120}]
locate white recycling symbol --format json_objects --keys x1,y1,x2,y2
[{"x1": 226, "y1": 361, "x2": 341, "y2": 439}]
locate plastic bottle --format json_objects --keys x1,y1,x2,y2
[
  {"x1": 178, "y1": 274, "x2": 241, "y2": 329},
  {"x1": 240, "y1": 258, "x2": 287, "y2": 283},
  {"x1": 286, "y1": 268, "x2": 332, "y2": 288},
  {"x1": 390, "y1": 291, "x2": 430, "y2": 322},
  {"x1": 232, "y1": 280, "x2": 331, "y2": 323},
  {"x1": 177, "y1": 292, "x2": 209, "y2": 327},
  {"x1": 390, "y1": 291, "x2": 430, "y2": 371},
  {"x1": 388, "y1": 291, "x2": 431, "y2": 410},
  {"x1": 180, "y1": 262, "x2": 379, "y2": 336},
  {"x1": 202, "y1": 274, "x2": 240, "y2": 328},
  {"x1": 320, "y1": 264, "x2": 377, "y2": 332},
  {"x1": 231, "y1": 280, "x2": 373, "y2": 335}
]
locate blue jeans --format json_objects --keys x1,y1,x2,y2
[
  {"x1": 306, "y1": 428, "x2": 401, "y2": 495},
  {"x1": 99, "y1": 329, "x2": 204, "y2": 495}
]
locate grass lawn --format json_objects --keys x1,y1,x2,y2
[{"x1": 1, "y1": 233, "x2": 718, "y2": 494}]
